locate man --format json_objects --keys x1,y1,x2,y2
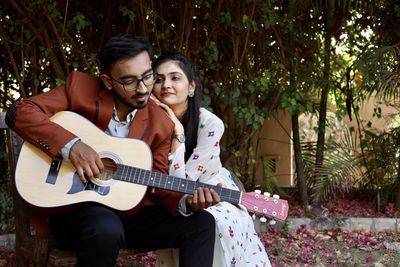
[{"x1": 6, "y1": 35, "x2": 219, "y2": 267}]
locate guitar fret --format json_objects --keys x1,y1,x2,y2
[
  {"x1": 142, "y1": 169, "x2": 147, "y2": 185},
  {"x1": 127, "y1": 166, "x2": 133, "y2": 183},
  {"x1": 142, "y1": 169, "x2": 148, "y2": 185},
  {"x1": 136, "y1": 168, "x2": 141, "y2": 185},
  {"x1": 128, "y1": 167, "x2": 133, "y2": 182},
  {"x1": 181, "y1": 179, "x2": 187, "y2": 192},
  {"x1": 121, "y1": 165, "x2": 126, "y2": 181},
  {"x1": 144, "y1": 169, "x2": 150, "y2": 185},
  {"x1": 171, "y1": 176, "x2": 177, "y2": 191},
  {"x1": 168, "y1": 176, "x2": 174, "y2": 190},
  {"x1": 149, "y1": 171, "x2": 155, "y2": 187},
  {"x1": 157, "y1": 172, "x2": 162, "y2": 188},
  {"x1": 144, "y1": 169, "x2": 150, "y2": 186},
  {"x1": 228, "y1": 188, "x2": 232, "y2": 202},
  {"x1": 131, "y1": 167, "x2": 136, "y2": 184},
  {"x1": 134, "y1": 167, "x2": 139, "y2": 184},
  {"x1": 170, "y1": 176, "x2": 176, "y2": 191},
  {"x1": 163, "y1": 175, "x2": 168, "y2": 188},
  {"x1": 177, "y1": 180, "x2": 181, "y2": 191}
]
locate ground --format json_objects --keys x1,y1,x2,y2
[
  {"x1": 122, "y1": 226, "x2": 400, "y2": 267},
  {"x1": 1, "y1": 198, "x2": 400, "y2": 266}
]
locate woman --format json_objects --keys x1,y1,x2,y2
[{"x1": 152, "y1": 52, "x2": 271, "y2": 267}]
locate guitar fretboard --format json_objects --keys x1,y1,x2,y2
[{"x1": 115, "y1": 164, "x2": 242, "y2": 204}]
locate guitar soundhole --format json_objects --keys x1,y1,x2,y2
[
  {"x1": 99, "y1": 157, "x2": 117, "y2": 182},
  {"x1": 88, "y1": 157, "x2": 117, "y2": 186}
]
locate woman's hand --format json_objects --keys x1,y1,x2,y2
[{"x1": 151, "y1": 94, "x2": 184, "y2": 134}]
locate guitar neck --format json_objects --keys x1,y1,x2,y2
[{"x1": 115, "y1": 164, "x2": 242, "y2": 205}]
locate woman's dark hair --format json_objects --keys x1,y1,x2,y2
[
  {"x1": 98, "y1": 35, "x2": 153, "y2": 73},
  {"x1": 153, "y1": 52, "x2": 201, "y2": 162}
]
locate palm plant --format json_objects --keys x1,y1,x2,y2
[
  {"x1": 301, "y1": 126, "x2": 363, "y2": 201},
  {"x1": 352, "y1": 43, "x2": 400, "y2": 209}
]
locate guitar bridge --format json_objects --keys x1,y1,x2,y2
[{"x1": 46, "y1": 159, "x2": 62, "y2": 185}]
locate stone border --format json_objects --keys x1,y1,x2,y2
[
  {"x1": 2, "y1": 218, "x2": 399, "y2": 251},
  {"x1": 255, "y1": 217, "x2": 400, "y2": 233}
]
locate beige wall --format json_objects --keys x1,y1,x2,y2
[
  {"x1": 343, "y1": 96, "x2": 399, "y2": 143},
  {"x1": 255, "y1": 109, "x2": 293, "y2": 187},
  {"x1": 255, "y1": 95, "x2": 399, "y2": 188}
]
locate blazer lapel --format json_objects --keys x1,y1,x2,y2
[
  {"x1": 128, "y1": 105, "x2": 149, "y2": 140},
  {"x1": 96, "y1": 88, "x2": 114, "y2": 130}
]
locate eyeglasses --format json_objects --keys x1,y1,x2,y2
[{"x1": 109, "y1": 72, "x2": 156, "y2": 92}]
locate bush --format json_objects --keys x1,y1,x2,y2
[{"x1": 0, "y1": 182, "x2": 14, "y2": 233}]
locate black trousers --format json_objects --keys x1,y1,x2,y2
[{"x1": 49, "y1": 204, "x2": 215, "y2": 267}]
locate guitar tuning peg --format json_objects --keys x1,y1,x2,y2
[
  {"x1": 273, "y1": 194, "x2": 280, "y2": 199},
  {"x1": 260, "y1": 217, "x2": 267, "y2": 223},
  {"x1": 263, "y1": 192, "x2": 271, "y2": 197},
  {"x1": 269, "y1": 219, "x2": 276, "y2": 225},
  {"x1": 254, "y1": 189, "x2": 261, "y2": 194}
]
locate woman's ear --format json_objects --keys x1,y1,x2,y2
[
  {"x1": 189, "y1": 80, "x2": 196, "y2": 94},
  {"x1": 100, "y1": 74, "x2": 113, "y2": 91}
]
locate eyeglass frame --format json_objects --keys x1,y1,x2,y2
[{"x1": 108, "y1": 72, "x2": 156, "y2": 92}]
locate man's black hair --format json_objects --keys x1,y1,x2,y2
[{"x1": 98, "y1": 35, "x2": 153, "y2": 73}]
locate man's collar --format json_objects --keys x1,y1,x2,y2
[{"x1": 112, "y1": 108, "x2": 138, "y2": 124}]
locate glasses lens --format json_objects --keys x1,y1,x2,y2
[
  {"x1": 142, "y1": 73, "x2": 155, "y2": 86},
  {"x1": 117, "y1": 73, "x2": 155, "y2": 91},
  {"x1": 124, "y1": 82, "x2": 138, "y2": 91}
]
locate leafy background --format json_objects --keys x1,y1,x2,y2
[{"x1": 0, "y1": 0, "x2": 400, "y2": 227}]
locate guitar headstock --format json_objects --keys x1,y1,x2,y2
[{"x1": 240, "y1": 190, "x2": 289, "y2": 222}]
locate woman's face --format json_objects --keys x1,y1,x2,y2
[{"x1": 153, "y1": 60, "x2": 195, "y2": 111}]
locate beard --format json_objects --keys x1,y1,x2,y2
[{"x1": 113, "y1": 89, "x2": 149, "y2": 110}]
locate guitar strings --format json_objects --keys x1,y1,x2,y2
[{"x1": 111, "y1": 163, "x2": 242, "y2": 204}]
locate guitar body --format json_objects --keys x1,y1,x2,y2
[{"x1": 15, "y1": 111, "x2": 152, "y2": 211}]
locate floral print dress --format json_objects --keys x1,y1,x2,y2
[{"x1": 157, "y1": 107, "x2": 271, "y2": 267}]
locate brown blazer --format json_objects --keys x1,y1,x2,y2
[{"x1": 6, "y1": 71, "x2": 183, "y2": 219}]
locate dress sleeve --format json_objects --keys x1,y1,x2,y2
[
  {"x1": 168, "y1": 115, "x2": 224, "y2": 182},
  {"x1": 168, "y1": 144, "x2": 186, "y2": 179}
]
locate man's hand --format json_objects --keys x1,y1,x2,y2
[
  {"x1": 69, "y1": 141, "x2": 104, "y2": 183},
  {"x1": 186, "y1": 186, "x2": 221, "y2": 211}
]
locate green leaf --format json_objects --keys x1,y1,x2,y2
[{"x1": 71, "y1": 12, "x2": 88, "y2": 31}]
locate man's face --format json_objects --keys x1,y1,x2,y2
[{"x1": 102, "y1": 51, "x2": 154, "y2": 111}]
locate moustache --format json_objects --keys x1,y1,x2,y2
[{"x1": 134, "y1": 92, "x2": 149, "y2": 97}]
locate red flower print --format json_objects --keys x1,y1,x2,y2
[
  {"x1": 173, "y1": 163, "x2": 180, "y2": 170},
  {"x1": 214, "y1": 141, "x2": 219, "y2": 147},
  {"x1": 197, "y1": 165, "x2": 204, "y2": 172},
  {"x1": 229, "y1": 226, "x2": 234, "y2": 237}
]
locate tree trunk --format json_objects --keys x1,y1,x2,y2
[
  {"x1": 313, "y1": 0, "x2": 333, "y2": 202},
  {"x1": 287, "y1": 0, "x2": 308, "y2": 207},
  {"x1": 292, "y1": 112, "x2": 308, "y2": 206}
]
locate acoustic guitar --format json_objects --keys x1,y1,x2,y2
[{"x1": 15, "y1": 111, "x2": 289, "y2": 222}]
